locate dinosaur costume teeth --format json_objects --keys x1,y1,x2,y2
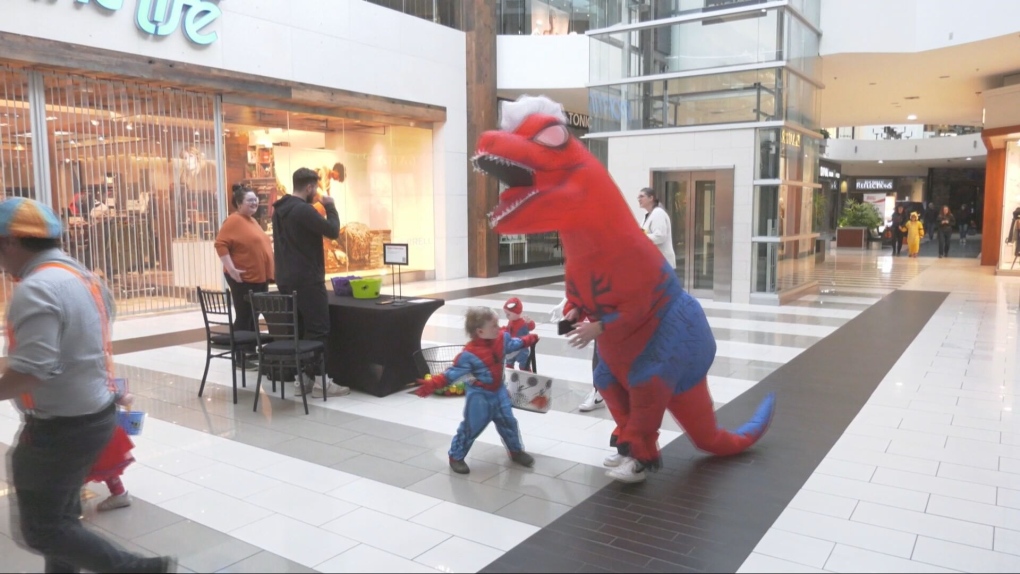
[{"x1": 473, "y1": 95, "x2": 776, "y2": 477}]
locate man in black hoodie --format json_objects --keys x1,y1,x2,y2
[{"x1": 272, "y1": 167, "x2": 349, "y2": 396}]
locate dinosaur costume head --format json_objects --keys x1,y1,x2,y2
[{"x1": 472, "y1": 96, "x2": 628, "y2": 234}]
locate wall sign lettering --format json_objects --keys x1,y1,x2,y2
[
  {"x1": 855, "y1": 178, "x2": 895, "y2": 191},
  {"x1": 74, "y1": 0, "x2": 222, "y2": 46}
]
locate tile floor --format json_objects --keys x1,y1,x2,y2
[{"x1": 1, "y1": 247, "x2": 1017, "y2": 572}]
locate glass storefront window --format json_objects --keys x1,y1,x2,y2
[
  {"x1": 0, "y1": 65, "x2": 35, "y2": 309},
  {"x1": 755, "y1": 126, "x2": 820, "y2": 182},
  {"x1": 998, "y1": 140, "x2": 1020, "y2": 271},
  {"x1": 589, "y1": 9, "x2": 780, "y2": 84},
  {"x1": 41, "y1": 71, "x2": 219, "y2": 315},
  {"x1": 590, "y1": 68, "x2": 778, "y2": 133},
  {"x1": 222, "y1": 104, "x2": 436, "y2": 278}
]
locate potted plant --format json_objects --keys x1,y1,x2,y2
[
  {"x1": 836, "y1": 199, "x2": 882, "y2": 248},
  {"x1": 819, "y1": 129, "x2": 831, "y2": 154}
]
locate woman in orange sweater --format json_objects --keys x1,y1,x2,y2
[{"x1": 215, "y1": 184, "x2": 274, "y2": 331}]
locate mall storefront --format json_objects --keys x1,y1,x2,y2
[{"x1": 0, "y1": 1, "x2": 465, "y2": 316}]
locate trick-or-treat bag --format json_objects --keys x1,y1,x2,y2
[
  {"x1": 113, "y1": 378, "x2": 146, "y2": 436},
  {"x1": 504, "y1": 369, "x2": 553, "y2": 413}
]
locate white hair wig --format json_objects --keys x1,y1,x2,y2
[{"x1": 500, "y1": 95, "x2": 567, "y2": 132}]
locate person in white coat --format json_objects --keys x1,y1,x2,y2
[{"x1": 638, "y1": 187, "x2": 677, "y2": 269}]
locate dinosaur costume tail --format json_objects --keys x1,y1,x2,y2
[{"x1": 669, "y1": 379, "x2": 776, "y2": 456}]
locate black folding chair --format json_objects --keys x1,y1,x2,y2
[
  {"x1": 196, "y1": 287, "x2": 258, "y2": 405},
  {"x1": 249, "y1": 292, "x2": 327, "y2": 415}
]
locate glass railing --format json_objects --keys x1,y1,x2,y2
[
  {"x1": 589, "y1": 8, "x2": 783, "y2": 84},
  {"x1": 364, "y1": 0, "x2": 460, "y2": 29},
  {"x1": 497, "y1": 0, "x2": 592, "y2": 35},
  {"x1": 589, "y1": 68, "x2": 780, "y2": 132}
]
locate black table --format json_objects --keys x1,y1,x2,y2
[{"x1": 326, "y1": 294, "x2": 444, "y2": 397}]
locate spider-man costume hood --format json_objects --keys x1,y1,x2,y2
[{"x1": 472, "y1": 95, "x2": 775, "y2": 469}]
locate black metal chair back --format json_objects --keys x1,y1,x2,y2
[
  {"x1": 249, "y1": 291, "x2": 325, "y2": 415},
  {"x1": 197, "y1": 287, "x2": 233, "y2": 338},
  {"x1": 196, "y1": 286, "x2": 256, "y2": 405},
  {"x1": 250, "y1": 292, "x2": 299, "y2": 350}
]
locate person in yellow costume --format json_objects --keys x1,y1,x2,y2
[{"x1": 902, "y1": 212, "x2": 924, "y2": 258}]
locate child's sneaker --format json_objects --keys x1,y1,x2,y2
[
  {"x1": 606, "y1": 457, "x2": 646, "y2": 483},
  {"x1": 510, "y1": 451, "x2": 535, "y2": 467},
  {"x1": 603, "y1": 453, "x2": 625, "y2": 468},
  {"x1": 449, "y1": 458, "x2": 470, "y2": 474},
  {"x1": 97, "y1": 492, "x2": 132, "y2": 511}
]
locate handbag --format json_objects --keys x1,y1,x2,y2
[{"x1": 504, "y1": 368, "x2": 552, "y2": 413}]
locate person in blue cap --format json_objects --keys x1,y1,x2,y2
[{"x1": 0, "y1": 198, "x2": 176, "y2": 573}]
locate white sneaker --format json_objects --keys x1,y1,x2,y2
[
  {"x1": 312, "y1": 376, "x2": 351, "y2": 398},
  {"x1": 603, "y1": 453, "x2": 625, "y2": 468},
  {"x1": 97, "y1": 492, "x2": 132, "y2": 511},
  {"x1": 578, "y1": 389, "x2": 605, "y2": 412},
  {"x1": 606, "y1": 457, "x2": 646, "y2": 483}
]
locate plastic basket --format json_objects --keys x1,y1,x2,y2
[
  {"x1": 412, "y1": 345, "x2": 466, "y2": 396},
  {"x1": 331, "y1": 275, "x2": 361, "y2": 296},
  {"x1": 116, "y1": 410, "x2": 146, "y2": 436},
  {"x1": 351, "y1": 277, "x2": 383, "y2": 299}
]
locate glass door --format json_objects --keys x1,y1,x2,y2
[
  {"x1": 693, "y1": 179, "x2": 715, "y2": 291},
  {"x1": 654, "y1": 170, "x2": 718, "y2": 297}
]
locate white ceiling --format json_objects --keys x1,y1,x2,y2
[{"x1": 821, "y1": 32, "x2": 1020, "y2": 127}]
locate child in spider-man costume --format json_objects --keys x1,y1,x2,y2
[
  {"x1": 415, "y1": 307, "x2": 539, "y2": 475},
  {"x1": 502, "y1": 297, "x2": 536, "y2": 371}
]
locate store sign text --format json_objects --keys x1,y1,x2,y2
[
  {"x1": 855, "y1": 179, "x2": 894, "y2": 191},
  {"x1": 565, "y1": 111, "x2": 590, "y2": 131},
  {"x1": 781, "y1": 129, "x2": 802, "y2": 148},
  {"x1": 74, "y1": 0, "x2": 222, "y2": 46}
]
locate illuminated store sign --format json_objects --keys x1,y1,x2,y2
[
  {"x1": 74, "y1": 0, "x2": 222, "y2": 46},
  {"x1": 855, "y1": 178, "x2": 894, "y2": 191}
]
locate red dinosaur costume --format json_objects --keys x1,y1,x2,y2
[{"x1": 472, "y1": 96, "x2": 775, "y2": 477}]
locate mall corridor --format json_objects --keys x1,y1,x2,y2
[{"x1": 1, "y1": 247, "x2": 1016, "y2": 573}]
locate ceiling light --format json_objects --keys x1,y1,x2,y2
[
  {"x1": 966, "y1": 157, "x2": 972, "y2": 161},
  {"x1": 878, "y1": 160, "x2": 884, "y2": 164},
  {"x1": 90, "y1": 120, "x2": 100, "y2": 126},
  {"x1": 125, "y1": 123, "x2": 133, "y2": 131},
  {"x1": 907, "y1": 114, "x2": 917, "y2": 120},
  {"x1": 939, "y1": 75, "x2": 950, "y2": 79},
  {"x1": 46, "y1": 116, "x2": 57, "y2": 121}
]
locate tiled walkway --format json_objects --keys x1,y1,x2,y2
[{"x1": 1, "y1": 248, "x2": 1017, "y2": 573}]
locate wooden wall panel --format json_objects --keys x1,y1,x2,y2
[
  {"x1": 464, "y1": 0, "x2": 499, "y2": 277},
  {"x1": 981, "y1": 147, "x2": 1005, "y2": 267}
]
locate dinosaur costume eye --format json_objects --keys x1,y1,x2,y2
[{"x1": 532, "y1": 124, "x2": 569, "y2": 148}]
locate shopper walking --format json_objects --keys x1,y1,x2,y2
[
  {"x1": 273, "y1": 167, "x2": 350, "y2": 397},
  {"x1": 0, "y1": 198, "x2": 175, "y2": 573},
  {"x1": 890, "y1": 204, "x2": 907, "y2": 256},
  {"x1": 937, "y1": 205, "x2": 956, "y2": 258},
  {"x1": 957, "y1": 203, "x2": 972, "y2": 245},
  {"x1": 215, "y1": 184, "x2": 274, "y2": 332}
]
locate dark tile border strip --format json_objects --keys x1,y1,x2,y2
[{"x1": 482, "y1": 290, "x2": 948, "y2": 573}]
